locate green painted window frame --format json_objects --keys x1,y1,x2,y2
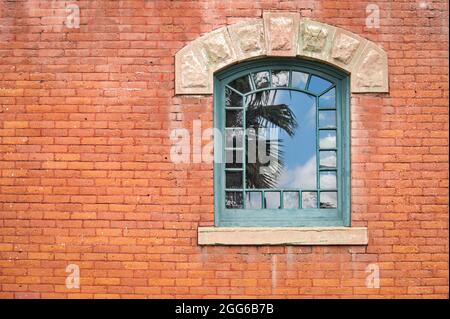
[{"x1": 214, "y1": 58, "x2": 350, "y2": 227}]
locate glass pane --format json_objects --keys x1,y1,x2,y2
[
  {"x1": 319, "y1": 130, "x2": 336, "y2": 149},
  {"x1": 320, "y1": 191, "x2": 337, "y2": 208},
  {"x1": 320, "y1": 171, "x2": 337, "y2": 189},
  {"x1": 225, "y1": 87, "x2": 242, "y2": 108},
  {"x1": 226, "y1": 149, "x2": 243, "y2": 168},
  {"x1": 245, "y1": 90, "x2": 317, "y2": 189},
  {"x1": 225, "y1": 191, "x2": 243, "y2": 209},
  {"x1": 226, "y1": 128, "x2": 244, "y2": 148},
  {"x1": 284, "y1": 191, "x2": 299, "y2": 209},
  {"x1": 291, "y1": 71, "x2": 309, "y2": 90},
  {"x1": 246, "y1": 191, "x2": 262, "y2": 209},
  {"x1": 302, "y1": 191, "x2": 317, "y2": 208},
  {"x1": 319, "y1": 88, "x2": 336, "y2": 108},
  {"x1": 229, "y1": 75, "x2": 252, "y2": 94},
  {"x1": 265, "y1": 192, "x2": 280, "y2": 209},
  {"x1": 319, "y1": 110, "x2": 336, "y2": 128},
  {"x1": 253, "y1": 71, "x2": 270, "y2": 89},
  {"x1": 308, "y1": 75, "x2": 332, "y2": 95},
  {"x1": 320, "y1": 151, "x2": 337, "y2": 168},
  {"x1": 271, "y1": 70, "x2": 289, "y2": 87},
  {"x1": 226, "y1": 110, "x2": 243, "y2": 127},
  {"x1": 226, "y1": 171, "x2": 243, "y2": 189}
]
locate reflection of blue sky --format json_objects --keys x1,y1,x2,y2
[
  {"x1": 270, "y1": 90, "x2": 317, "y2": 189},
  {"x1": 319, "y1": 88, "x2": 335, "y2": 108},
  {"x1": 319, "y1": 110, "x2": 336, "y2": 128},
  {"x1": 308, "y1": 76, "x2": 332, "y2": 95}
]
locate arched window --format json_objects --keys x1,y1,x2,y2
[{"x1": 214, "y1": 59, "x2": 350, "y2": 227}]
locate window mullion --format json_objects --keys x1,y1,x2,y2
[
  {"x1": 315, "y1": 95, "x2": 320, "y2": 208},
  {"x1": 305, "y1": 73, "x2": 312, "y2": 91},
  {"x1": 242, "y1": 94, "x2": 247, "y2": 208}
]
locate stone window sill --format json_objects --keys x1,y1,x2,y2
[{"x1": 198, "y1": 226, "x2": 368, "y2": 246}]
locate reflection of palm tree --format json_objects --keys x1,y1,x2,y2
[{"x1": 245, "y1": 90, "x2": 298, "y2": 189}]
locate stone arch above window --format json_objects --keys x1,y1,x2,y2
[{"x1": 175, "y1": 12, "x2": 389, "y2": 95}]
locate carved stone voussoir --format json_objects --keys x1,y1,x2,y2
[
  {"x1": 175, "y1": 44, "x2": 212, "y2": 95},
  {"x1": 351, "y1": 43, "x2": 389, "y2": 93},
  {"x1": 197, "y1": 27, "x2": 237, "y2": 73},
  {"x1": 298, "y1": 20, "x2": 336, "y2": 62},
  {"x1": 264, "y1": 12, "x2": 300, "y2": 56},
  {"x1": 175, "y1": 14, "x2": 389, "y2": 95},
  {"x1": 330, "y1": 29, "x2": 367, "y2": 71},
  {"x1": 228, "y1": 19, "x2": 266, "y2": 60}
]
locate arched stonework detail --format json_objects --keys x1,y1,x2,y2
[{"x1": 175, "y1": 12, "x2": 388, "y2": 95}]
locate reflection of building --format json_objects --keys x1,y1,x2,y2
[{"x1": 319, "y1": 202, "x2": 334, "y2": 209}]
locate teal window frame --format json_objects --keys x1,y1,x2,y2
[{"x1": 214, "y1": 58, "x2": 350, "y2": 227}]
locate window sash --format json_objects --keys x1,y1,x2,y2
[{"x1": 214, "y1": 59, "x2": 350, "y2": 227}]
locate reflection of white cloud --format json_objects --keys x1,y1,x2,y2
[
  {"x1": 265, "y1": 192, "x2": 280, "y2": 209},
  {"x1": 302, "y1": 192, "x2": 317, "y2": 208},
  {"x1": 284, "y1": 192, "x2": 299, "y2": 208},
  {"x1": 292, "y1": 72, "x2": 308, "y2": 88},
  {"x1": 320, "y1": 172, "x2": 336, "y2": 189},
  {"x1": 277, "y1": 155, "x2": 316, "y2": 189},
  {"x1": 246, "y1": 192, "x2": 262, "y2": 209},
  {"x1": 320, "y1": 152, "x2": 336, "y2": 167},
  {"x1": 319, "y1": 134, "x2": 336, "y2": 148}
]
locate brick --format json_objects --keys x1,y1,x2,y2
[{"x1": 0, "y1": 0, "x2": 447, "y2": 300}]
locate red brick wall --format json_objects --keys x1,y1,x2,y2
[{"x1": 0, "y1": 0, "x2": 448, "y2": 298}]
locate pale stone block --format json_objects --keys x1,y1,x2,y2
[
  {"x1": 175, "y1": 44, "x2": 212, "y2": 95},
  {"x1": 351, "y1": 42, "x2": 389, "y2": 93},
  {"x1": 298, "y1": 19, "x2": 336, "y2": 63},
  {"x1": 228, "y1": 19, "x2": 266, "y2": 61},
  {"x1": 174, "y1": 15, "x2": 389, "y2": 95},
  {"x1": 198, "y1": 227, "x2": 369, "y2": 245},
  {"x1": 330, "y1": 28, "x2": 367, "y2": 72},
  {"x1": 264, "y1": 12, "x2": 300, "y2": 57},
  {"x1": 197, "y1": 26, "x2": 237, "y2": 73}
]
